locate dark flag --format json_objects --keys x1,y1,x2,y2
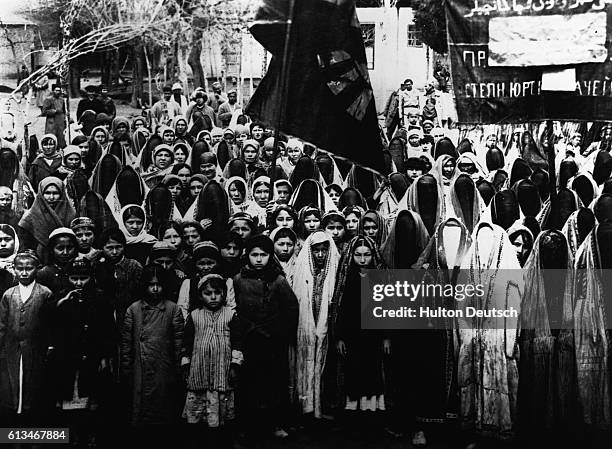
[{"x1": 245, "y1": 0, "x2": 387, "y2": 174}]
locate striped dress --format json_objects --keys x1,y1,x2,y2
[{"x1": 182, "y1": 306, "x2": 237, "y2": 426}]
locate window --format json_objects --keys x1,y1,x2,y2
[
  {"x1": 361, "y1": 23, "x2": 375, "y2": 70},
  {"x1": 407, "y1": 24, "x2": 422, "y2": 48}
]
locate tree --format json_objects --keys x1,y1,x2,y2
[{"x1": 412, "y1": 0, "x2": 447, "y2": 54}]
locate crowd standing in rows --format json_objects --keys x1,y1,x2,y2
[{"x1": 0, "y1": 78, "x2": 611, "y2": 449}]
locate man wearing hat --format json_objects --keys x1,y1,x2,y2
[
  {"x1": 169, "y1": 82, "x2": 189, "y2": 115},
  {"x1": 151, "y1": 85, "x2": 181, "y2": 127},
  {"x1": 42, "y1": 83, "x2": 67, "y2": 148},
  {"x1": 186, "y1": 89, "x2": 216, "y2": 129},
  {"x1": 76, "y1": 86, "x2": 104, "y2": 121}
]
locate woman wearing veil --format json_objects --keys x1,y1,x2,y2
[
  {"x1": 144, "y1": 184, "x2": 173, "y2": 238},
  {"x1": 377, "y1": 173, "x2": 409, "y2": 220},
  {"x1": 330, "y1": 235, "x2": 388, "y2": 415},
  {"x1": 561, "y1": 207, "x2": 596, "y2": 255},
  {"x1": 194, "y1": 179, "x2": 230, "y2": 243},
  {"x1": 105, "y1": 165, "x2": 147, "y2": 223},
  {"x1": 450, "y1": 173, "x2": 483, "y2": 233},
  {"x1": 315, "y1": 153, "x2": 344, "y2": 187},
  {"x1": 397, "y1": 174, "x2": 444, "y2": 236},
  {"x1": 573, "y1": 220, "x2": 612, "y2": 432},
  {"x1": 90, "y1": 153, "x2": 122, "y2": 199},
  {"x1": 519, "y1": 230, "x2": 577, "y2": 441},
  {"x1": 292, "y1": 230, "x2": 341, "y2": 419},
  {"x1": 379, "y1": 211, "x2": 431, "y2": 441},
  {"x1": 289, "y1": 156, "x2": 322, "y2": 188},
  {"x1": 457, "y1": 222, "x2": 523, "y2": 442},
  {"x1": 289, "y1": 180, "x2": 335, "y2": 214},
  {"x1": 18, "y1": 177, "x2": 76, "y2": 262}
]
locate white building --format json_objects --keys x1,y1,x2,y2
[{"x1": 357, "y1": 4, "x2": 432, "y2": 112}]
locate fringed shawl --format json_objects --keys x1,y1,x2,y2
[
  {"x1": 292, "y1": 231, "x2": 340, "y2": 417},
  {"x1": 573, "y1": 227, "x2": 611, "y2": 429}
]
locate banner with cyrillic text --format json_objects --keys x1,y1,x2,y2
[{"x1": 445, "y1": 0, "x2": 612, "y2": 123}]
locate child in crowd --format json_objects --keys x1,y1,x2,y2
[
  {"x1": 0, "y1": 250, "x2": 53, "y2": 425},
  {"x1": 181, "y1": 274, "x2": 242, "y2": 447}
]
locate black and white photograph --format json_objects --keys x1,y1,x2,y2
[{"x1": 0, "y1": 0, "x2": 611, "y2": 448}]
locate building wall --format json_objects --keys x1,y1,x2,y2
[{"x1": 357, "y1": 6, "x2": 431, "y2": 112}]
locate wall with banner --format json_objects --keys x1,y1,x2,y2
[{"x1": 445, "y1": 0, "x2": 612, "y2": 124}]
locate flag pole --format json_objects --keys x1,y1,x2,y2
[{"x1": 267, "y1": 0, "x2": 297, "y2": 228}]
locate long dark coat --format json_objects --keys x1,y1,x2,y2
[
  {"x1": 52, "y1": 287, "x2": 116, "y2": 401},
  {"x1": 233, "y1": 269, "x2": 298, "y2": 416},
  {"x1": 120, "y1": 299, "x2": 184, "y2": 425},
  {"x1": 0, "y1": 283, "x2": 53, "y2": 414}
]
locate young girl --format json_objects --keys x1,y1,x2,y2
[
  {"x1": 120, "y1": 265, "x2": 184, "y2": 440},
  {"x1": 333, "y1": 236, "x2": 389, "y2": 417},
  {"x1": 181, "y1": 274, "x2": 242, "y2": 445},
  {"x1": 36, "y1": 227, "x2": 79, "y2": 295},
  {"x1": 118, "y1": 204, "x2": 158, "y2": 266},
  {"x1": 0, "y1": 250, "x2": 54, "y2": 425},
  {"x1": 233, "y1": 235, "x2": 298, "y2": 441},
  {"x1": 177, "y1": 241, "x2": 235, "y2": 319}
]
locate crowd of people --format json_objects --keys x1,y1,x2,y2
[{"x1": 0, "y1": 78, "x2": 611, "y2": 449}]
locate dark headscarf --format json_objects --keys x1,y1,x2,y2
[
  {"x1": 338, "y1": 187, "x2": 367, "y2": 210},
  {"x1": 190, "y1": 140, "x2": 210, "y2": 174},
  {"x1": 290, "y1": 179, "x2": 327, "y2": 213},
  {"x1": 485, "y1": 147, "x2": 505, "y2": 172},
  {"x1": 530, "y1": 167, "x2": 550, "y2": 201},
  {"x1": 521, "y1": 130, "x2": 548, "y2": 171},
  {"x1": 433, "y1": 137, "x2": 458, "y2": 160},
  {"x1": 558, "y1": 160, "x2": 579, "y2": 189},
  {"x1": 571, "y1": 174, "x2": 596, "y2": 207},
  {"x1": 415, "y1": 174, "x2": 439, "y2": 236},
  {"x1": 593, "y1": 150, "x2": 612, "y2": 185},
  {"x1": 491, "y1": 189, "x2": 519, "y2": 230},
  {"x1": 387, "y1": 210, "x2": 429, "y2": 268},
  {"x1": 289, "y1": 156, "x2": 320, "y2": 188},
  {"x1": 576, "y1": 207, "x2": 596, "y2": 243},
  {"x1": 145, "y1": 184, "x2": 173, "y2": 237},
  {"x1": 389, "y1": 172, "x2": 409, "y2": 201},
  {"x1": 509, "y1": 158, "x2": 532, "y2": 187},
  {"x1": 476, "y1": 179, "x2": 496, "y2": 205},
  {"x1": 316, "y1": 153, "x2": 335, "y2": 185},
  {"x1": 116, "y1": 165, "x2": 145, "y2": 207},
  {"x1": 556, "y1": 188, "x2": 579, "y2": 230},
  {"x1": 19, "y1": 177, "x2": 76, "y2": 248},
  {"x1": 453, "y1": 173, "x2": 478, "y2": 232},
  {"x1": 224, "y1": 158, "x2": 248, "y2": 180},
  {"x1": 140, "y1": 134, "x2": 163, "y2": 173},
  {"x1": 195, "y1": 180, "x2": 230, "y2": 243},
  {"x1": 0, "y1": 149, "x2": 18, "y2": 188},
  {"x1": 512, "y1": 179, "x2": 541, "y2": 217},
  {"x1": 593, "y1": 193, "x2": 612, "y2": 223},
  {"x1": 457, "y1": 138, "x2": 474, "y2": 155},
  {"x1": 80, "y1": 190, "x2": 118, "y2": 238},
  {"x1": 91, "y1": 153, "x2": 122, "y2": 198},
  {"x1": 216, "y1": 140, "x2": 232, "y2": 171}
]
